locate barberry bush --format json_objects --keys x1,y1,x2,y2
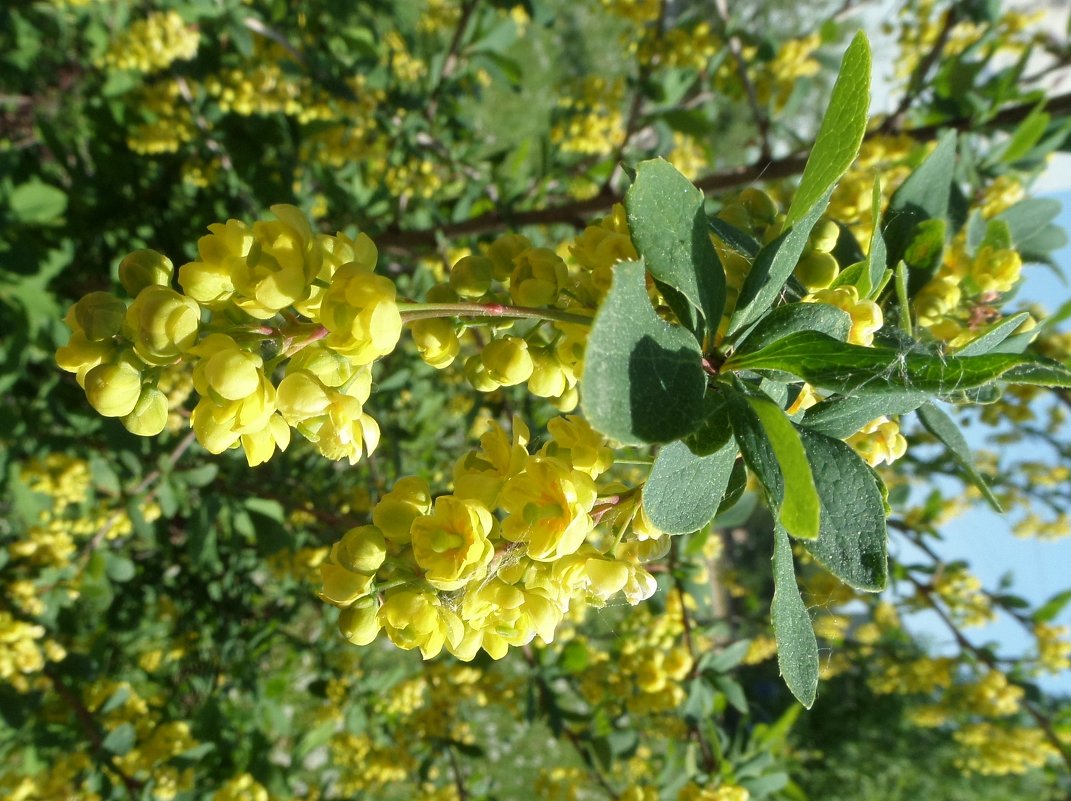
[{"x1": 3, "y1": 1, "x2": 1071, "y2": 799}]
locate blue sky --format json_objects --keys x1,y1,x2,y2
[{"x1": 902, "y1": 187, "x2": 1071, "y2": 693}]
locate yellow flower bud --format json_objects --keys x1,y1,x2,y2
[
  {"x1": 288, "y1": 344, "x2": 357, "y2": 388},
  {"x1": 481, "y1": 336, "x2": 534, "y2": 386},
  {"x1": 118, "y1": 249, "x2": 174, "y2": 296},
  {"x1": 178, "y1": 219, "x2": 253, "y2": 305},
  {"x1": 336, "y1": 525, "x2": 388, "y2": 574},
  {"x1": 464, "y1": 354, "x2": 501, "y2": 392},
  {"x1": 84, "y1": 361, "x2": 143, "y2": 418},
  {"x1": 449, "y1": 254, "x2": 494, "y2": 297},
  {"x1": 319, "y1": 560, "x2": 375, "y2": 607},
  {"x1": 125, "y1": 286, "x2": 201, "y2": 365},
  {"x1": 372, "y1": 477, "x2": 432, "y2": 545},
  {"x1": 240, "y1": 414, "x2": 291, "y2": 467},
  {"x1": 411, "y1": 318, "x2": 460, "y2": 369},
  {"x1": 486, "y1": 233, "x2": 532, "y2": 281},
  {"x1": 527, "y1": 348, "x2": 570, "y2": 398},
  {"x1": 121, "y1": 386, "x2": 169, "y2": 436},
  {"x1": 509, "y1": 247, "x2": 569, "y2": 307},
  {"x1": 338, "y1": 599, "x2": 381, "y2": 645},
  {"x1": 56, "y1": 333, "x2": 115, "y2": 385},
  {"x1": 191, "y1": 334, "x2": 263, "y2": 401},
  {"x1": 739, "y1": 187, "x2": 778, "y2": 223},
  {"x1": 795, "y1": 251, "x2": 840, "y2": 291},
  {"x1": 808, "y1": 218, "x2": 841, "y2": 254},
  {"x1": 73, "y1": 292, "x2": 127, "y2": 341}
]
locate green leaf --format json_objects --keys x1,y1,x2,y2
[
  {"x1": 997, "y1": 105, "x2": 1050, "y2": 164},
  {"x1": 800, "y1": 392, "x2": 926, "y2": 439},
  {"x1": 995, "y1": 198, "x2": 1064, "y2": 260},
  {"x1": 772, "y1": 523, "x2": 819, "y2": 708},
  {"x1": 625, "y1": 159, "x2": 726, "y2": 338},
  {"x1": 102, "y1": 722, "x2": 137, "y2": 755},
  {"x1": 785, "y1": 32, "x2": 872, "y2": 227},
  {"x1": 798, "y1": 429, "x2": 888, "y2": 591},
  {"x1": 104, "y1": 554, "x2": 137, "y2": 583},
  {"x1": 734, "y1": 302, "x2": 852, "y2": 355},
  {"x1": 729, "y1": 189, "x2": 834, "y2": 336},
  {"x1": 748, "y1": 396, "x2": 820, "y2": 540},
  {"x1": 883, "y1": 131, "x2": 957, "y2": 268},
  {"x1": 709, "y1": 217, "x2": 760, "y2": 258},
  {"x1": 684, "y1": 392, "x2": 733, "y2": 456},
  {"x1": 1035, "y1": 589, "x2": 1071, "y2": 624},
  {"x1": 725, "y1": 331, "x2": 1071, "y2": 397},
  {"x1": 9, "y1": 180, "x2": 68, "y2": 224},
  {"x1": 916, "y1": 403, "x2": 1002, "y2": 512},
  {"x1": 953, "y1": 312, "x2": 1030, "y2": 357},
  {"x1": 643, "y1": 437, "x2": 738, "y2": 535},
  {"x1": 581, "y1": 260, "x2": 707, "y2": 444}
]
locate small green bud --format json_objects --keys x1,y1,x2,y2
[
  {"x1": 795, "y1": 251, "x2": 840, "y2": 291},
  {"x1": 73, "y1": 292, "x2": 127, "y2": 341},
  {"x1": 338, "y1": 599, "x2": 380, "y2": 646},
  {"x1": 739, "y1": 188, "x2": 778, "y2": 223},
  {"x1": 809, "y1": 218, "x2": 841, "y2": 254},
  {"x1": 84, "y1": 361, "x2": 143, "y2": 418},
  {"x1": 118, "y1": 249, "x2": 174, "y2": 296},
  {"x1": 121, "y1": 386, "x2": 169, "y2": 436},
  {"x1": 449, "y1": 255, "x2": 494, "y2": 298}
]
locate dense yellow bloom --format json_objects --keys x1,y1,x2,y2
[{"x1": 100, "y1": 11, "x2": 199, "y2": 74}]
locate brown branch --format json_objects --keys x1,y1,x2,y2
[
  {"x1": 375, "y1": 90, "x2": 1071, "y2": 251},
  {"x1": 713, "y1": 0, "x2": 772, "y2": 159},
  {"x1": 880, "y1": 5, "x2": 959, "y2": 134},
  {"x1": 44, "y1": 666, "x2": 145, "y2": 797},
  {"x1": 426, "y1": 0, "x2": 480, "y2": 119},
  {"x1": 77, "y1": 430, "x2": 198, "y2": 567},
  {"x1": 445, "y1": 743, "x2": 470, "y2": 801}
]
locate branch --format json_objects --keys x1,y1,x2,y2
[
  {"x1": 880, "y1": 5, "x2": 959, "y2": 134},
  {"x1": 44, "y1": 665, "x2": 145, "y2": 797},
  {"x1": 426, "y1": 0, "x2": 480, "y2": 119},
  {"x1": 713, "y1": 0, "x2": 772, "y2": 159},
  {"x1": 908, "y1": 576, "x2": 1071, "y2": 775},
  {"x1": 374, "y1": 91, "x2": 1071, "y2": 251}
]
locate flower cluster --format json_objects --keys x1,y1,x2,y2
[
  {"x1": 58, "y1": 205, "x2": 401, "y2": 466},
  {"x1": 99, "y1": 10, "x2": 200, "y2": 74},
  {"x1": 320, "y1": 415, "x2": 662, "y2": 660}
]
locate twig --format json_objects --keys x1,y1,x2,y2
[
  {"x1": 44, "y1": 666, "x2": 145, "y2": 797},
  {"x1": 375, "y1": 90, "x2": 1071, "y2": 251},
  {"x1": 713, "y1": 0, "x2": 772, "y2": 160},
  {"x1": 77, "y1": 430, "x2": 198, "y2": 565},
  {"x1": 445, "y1": 743, "x2": 470, "y2": 801},
  {"x1": 426, "y1": 0, "x2": 481, "y2": 119},
  {"x1": 908, "y1": 575, "x2": 1071, "y2": 774},
  {"x1": 880, "y1": 5, "x2": 959, "y2": 134}
]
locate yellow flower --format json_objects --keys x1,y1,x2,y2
[
  {"x1": 122, "y1": 386, "x2": 169, "y2": 436},
  {"x1": 320, "y1": 261, "x2": 403, "y2": 365},
  {"x1": 411, "y1": 318, "x2": 461, "y2": 368},
  {"x1": 481, "y1": 336, "x2": 534, "y2": 386},
  {"x1": 500, "y1": 457, "x2": 597, "y2": 561},
  {"x1": 232, "y1": 205, "x2": 318, "y2": 318},
  {"x1": 378, "y1": 589, "x2": 464, "y2": 658},
  {"x1": 72, "y1": 292, "x2": 126, "y2": 341},
  {"x1": 178, "y1": 219, "x2": 252, "y2": 306},
  {"x1": 453, "y1": 419, "x2": 531, "y2": 508},
  {"x1": 372, "y1": 477, "x2": 433, "y2": 545},
  {"x1": 410, "y1": 496, "x2": 496, "y2": 591}
]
